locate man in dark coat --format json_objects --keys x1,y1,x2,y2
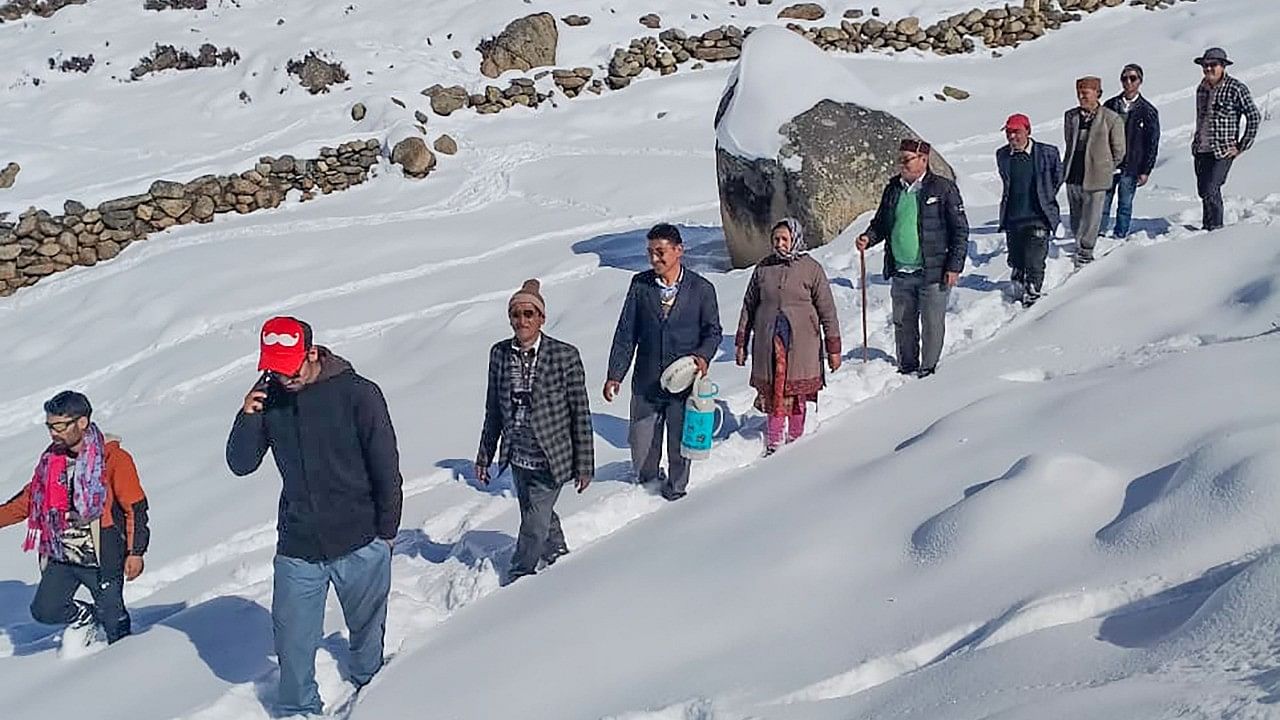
[
  {"x1": 226, "y1": 316, "x2": 402, "y2": 717},
  {"x1": 476, "y1": 279, "x2": 594, "y2": 584},
  {"x1": 1102, "y1": 63, "x2": 1161, "y2": 239},
  {"x1": 857, "y1": 139, "x2": 970, "y2": 377},
  {"x1": 605, "y1": 223, "x2": 721, "y2": 502},
  {"x1": 996, "y1": 113, "x2": 1063, "y2": 307}
]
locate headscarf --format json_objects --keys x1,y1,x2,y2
[{"x1": 773, "y1": 218, "x2": 807, "y2": 261}]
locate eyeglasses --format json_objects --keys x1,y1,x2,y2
[
  {"x1": 45, "y1": 418, "x2": 80, "y2": 432},
  {"x1": 509, "y1": 309, "x2": 539, "y2": 320},
  {"x1": 1201, "y1": 63, "x2": 1222, "y2": 72},
  {"x1": 1121, "y1": 75, "x2": 1141, "y2": 82}
]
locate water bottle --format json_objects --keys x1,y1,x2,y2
[{"x1": 680, "y1": 375, "x2": 720, "y2": 461}]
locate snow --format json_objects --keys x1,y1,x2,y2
[
  {"x1": 714, "y1": 25, "x2": 875, "y2": 161},
  {"x1": 0, "y1": 0, "x2": 1279, "y2": 719}
]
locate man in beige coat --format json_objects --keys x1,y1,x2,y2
[{"x1": 1063, "y1": 76, "x2": 1126, "y2": 266}]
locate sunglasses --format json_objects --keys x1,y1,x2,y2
[
  {"x1": 1201, "y1": 63, "x2": 1222, "y2": 71},
  {"x1": 898, "y1": 154, "x2": 925, "y2": 166},
  {"x1": 45, "y1": 418, "x2": 80, "y2": 432},
  {"x1": 509, "y1": 309, "x2": 539, "y2": 320},
  {"x1": 1121, "y1": 74, "x2": 1141, "y2": 82}
]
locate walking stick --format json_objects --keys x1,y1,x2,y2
[{"x1": 859, "y1": 246, "x2": 869, "y2": 364}]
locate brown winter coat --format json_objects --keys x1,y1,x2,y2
[
  {"x1": 1063, "y1": 105, "x2": 1126, "y2": 192},
  {"x1": 735, "y1": 254, "x2": 841, "y2": 397}
]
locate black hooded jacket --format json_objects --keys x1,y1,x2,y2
[{"x1": 226, "y1": 348, "x2": 403, "y2": 562}]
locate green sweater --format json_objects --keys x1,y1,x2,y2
[{"x1": 891, "y1": 188, "x2": 923, "y2": 270}]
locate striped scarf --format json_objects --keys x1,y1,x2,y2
[{"x1": 23, "y1": 423, "x2": 108, "y2": 560}]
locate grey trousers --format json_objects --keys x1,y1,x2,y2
[
  {"x1": 510, "y1": 466, "x2": 567, "y2": 577},
  {"x1": 890, "y1": 272, "x2": 950, "y2": 372},
  {"x1": 629, "y1": 392, "x2": 690, "y2": 499},
  {"x1": 1067, "y1": 184, "x2": 1107, "y2": 260}
]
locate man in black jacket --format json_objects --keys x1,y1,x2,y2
[
  {"x1": 1102, "y1": 63, "x2": 1160, "y2": 239},
  {"x1": 476, "y1": 279, "x2": 593, "y2": 584},
  {"x1": 226, "y1": 316, "x2": 402, "y2": 717},
  {"x1": 605, "y1": 223, "x2": 721, "y2": 502},
  {"x1": 856, "y1": 139, "x2": 970, "y2": 377}
]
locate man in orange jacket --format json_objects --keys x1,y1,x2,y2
[{"x1": 0, "y1": 391, "x2": 150, "y2": 644}]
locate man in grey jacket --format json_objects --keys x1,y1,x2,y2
[
  {"x1": 476, "y1": 279, "x2": 594, "y2": 584},
  {"x1": 1063, "y1": 76, "x2": 1126, "y2": 266}
]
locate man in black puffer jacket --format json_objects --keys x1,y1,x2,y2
[
  {"x1": 226, "y1": 316, "x2": 402, "y2": 717},
  {"x1": 1102, "y1": 63, "x2": 1161, "y2": 239},
  {"x1": 857, "y1": 139, "x2": 970, "y2": 378}
]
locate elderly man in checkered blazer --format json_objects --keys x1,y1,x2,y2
[{"x1": 476, "y1": 279, "x2": 594, "y2": 584}]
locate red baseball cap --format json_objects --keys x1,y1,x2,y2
[
  {"x1": 1003, "y1": 113, "x2": 1032, "y2": 132},
  {"x1": 258, "y1": 316, "x2": 311, "y2": 375}
]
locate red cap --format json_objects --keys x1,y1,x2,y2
[
  {"x1": 1003, "y1": 113, "x2": 1031, "y2": 132},
  {"x1": 258, "y1": 316, "x2": 310, "y2": 375}
]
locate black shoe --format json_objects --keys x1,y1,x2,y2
[
  {"x1": 661, "y1": 490, "x2": 687, "y2": 502},
  {"x1": 1022, "y1": 288, "x2": 1041, "y2": 308},
  {"x1": 541, "y1": 544, "x2": 570, "y2": 567},
  {"x1": 897, "y1": 365, "x2": 919, "y2": 375},
  {"x1": 916, "y1": 368, "x2": 936, "y2": 379}
]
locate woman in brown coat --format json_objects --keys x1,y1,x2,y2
[{"x1": 735, "y1": 218, "x2": 842, "y2": 455}]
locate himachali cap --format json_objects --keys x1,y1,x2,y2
[
  {"x1": 900, "y1": 138, "x2": 932, "y2": 154},
  {"x1": 1003, "y1": 113, "x2": 1032, "y2": 132},
  {"x1": 258, "y1": 316, "x2": 312, "y2": 375}
]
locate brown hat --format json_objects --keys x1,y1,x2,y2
[
  {"x1": 509, "y1": 278, "x2": 546, "y2": 317},
  {"x1": 900, "y1": 138, "x2": 931, "y2": 154},
  {"x1": 1075, "y1": 76, "x2": 1102, "y2": 92}
]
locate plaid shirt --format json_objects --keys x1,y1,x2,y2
[
  {"x1": 478, "y1": 334, "x2": 595, "y2": 484},
  {"x1": 1195, "y1": 75, "x2": 1262, "y2": 160},
  {"x1": 506, "y1": 337, "x2": 549, "y2": 471}
]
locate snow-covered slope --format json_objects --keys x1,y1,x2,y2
[{"x1": 1, "y1": 0, "x2": 1278, "y2": 718}]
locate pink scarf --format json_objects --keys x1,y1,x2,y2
[{"x1": 23, "y1": 423, "x2": 108, "y2": 560}]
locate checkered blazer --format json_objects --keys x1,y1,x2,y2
[
  {"x1": 1197, "y1": 75, "x2": 1262, "y2": 159},
  {"x1": 476, "y1": 334, "x2": 595, "y2": 483}
]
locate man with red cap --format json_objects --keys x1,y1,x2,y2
[
  {"x1": 226, "y1": 316, "x2": 403, "y2": 717},
  {"x1": 1063, "y1": 76, "x2": 1126, "y2": 266},
  {"x1": 996, "y1": 113, "x2": 1063, "y2": 306},
  {"x1": 476, "y1": 279, "x2": 594, "y2": 584},
  {"x1": 857, "y1": 138, "x2": 969, "y2": 377}
]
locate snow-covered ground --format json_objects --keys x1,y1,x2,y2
[{"x1": 1, "y1": 0, "x2": 1279, "y2": 718}]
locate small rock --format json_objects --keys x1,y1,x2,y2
[
  {"x1": 351, "y1": 102, "x2": 367, "y2": 121},
  {"x1": 452, "y1": 49, "x2": 462, "y2": 59},
  {"x1": 639, "y1": 13, "x2": 661, "y2": 28},
  {"x1": 562, "y1": 14, "x2": 591, "y2": 26},
  {"x1": 843, "y1": 9, "x2": 864, "y2": 18},
  {"x1": 0, "y1": 162, "x2": 19, "y2": 190},
  {"x1": 433, "y1": 134, "x2": 458, "y2": 155},
  {"x1": 942, "y1": 85, "x2": 970, "y2": 100},
  {"x1": 777, "y1": 3, "x2": 825, "y2": 20}
]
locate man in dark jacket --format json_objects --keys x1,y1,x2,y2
[
  {"x1": 226, "y1": 316, "x2": 402, "y2": 717},
  {"x1": 605, "y1": 223, "x2": 721, "y2": 502},
  {"x1": 476, "y1": 279, "x2": 593, "y2": 584},
  {"x1": 856, "y1": 139, "x2": 969, "y2": 377},
  {"x1": 1192, "y1": 47, "x2": 1261, "y2": 231},
  {"x1": 1102, "y1": 63, "x2": 1160, "y2": 239},
  {"x1": 996, "y1": 113, "x2": 1063, "y2": 307}
]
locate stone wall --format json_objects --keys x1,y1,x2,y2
[{"x1": 0, "y1": 140, "x2": 381, "y2": 296}]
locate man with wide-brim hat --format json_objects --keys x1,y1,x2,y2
[{"x1": 1192, "y1": 47, "x2": 1261, "y2": 231}]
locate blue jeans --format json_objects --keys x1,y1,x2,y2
[
  {"x1": 272, "y1": 538, "x2": 392, "y2": 716},
  {"x1": 1101, "y1": 173, "x2": 1138, "y2": 238}
]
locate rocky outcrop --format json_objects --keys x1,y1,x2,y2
[
  {"x1": 717, "y1": 100, "x2": 954, "y2": 268},
  {"x1": 131, "y1": 43, "x2": 239, "y2": 80},
  {"x1": 478, "y1": 13, "x2": 558, "y2": 78},
  {"x1": 287, "y1": 51, "x2": 349, "y2": 94}
]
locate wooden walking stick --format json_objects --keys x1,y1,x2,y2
[{"x1": 859, "y1": 246, "x2": 869, "y2": 364}]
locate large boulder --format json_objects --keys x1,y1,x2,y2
[
  {"x1": 478, "y1": 13, "x2": 558, "y2": 78},
  {"x1": 715, "y1": 27, "x2": 953, "y2": 268},
  {"x1": 390, "y1": 137, "x2": 437, "y2": 178}
]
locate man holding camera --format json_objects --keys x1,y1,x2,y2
[{"x1": 226, "y1": 316, "x2": 403, "y2": 717}]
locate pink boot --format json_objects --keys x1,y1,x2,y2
[
  {"x1": 787, "y1": 408, "x2": 807, "y2": 442},
  {"x1": 765, "y1": 415, "x2": 787, "y2": 454}
]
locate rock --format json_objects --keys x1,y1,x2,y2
[
  {"x1": 478, "y1": 13, "x2": 558, "y2": 78},
  {"x1": 639, "y1": 13, "x2": 661, "y2": 28},
  {"x1": 433, "y1": 134, "x2": 459, "y2": 155},
  {"x1": 77, "y1": 247, "x2": 98, "y2": 266},
  {"x1": 714, "y1": 30, "x2": 954, "y2": 267},
  {"x1": 0, "y1": 162, "x2": 18, "y2": 189},
  {"x1": 427, "y1": 85, "x2": 470, "y2": 115},
  {"x1": 897, "y1": 16, "x2": 921, "y2": 34},
  {"x1": 778, "y1": 2, "x2": 825, "y2": 20},
  {"x1": 562, "y1": 14, "x2": 591, "y2": 26},
  {"x1": 843, "y1": 9, "x2": 864, "y2": 18},
  {"x1": 390, "y1": 137, "x2": 437, "y2": 177},
  {"x1": 64, "y1": 199, "x2": 87, "y2": 216},
  {"x1": 98, "y1": 240, "x2": 122, "y2": 261},
  {"x1": 102, "y1": 209, "x2": 139, "y2": 230},
  {"x1": 156, "y1": 198, "x2": 193, "y2": 218},
  {"x1": 0, "y1": 245, "x2": 20, "y2": 261},
  {"x1": 24, "y1": 263, "x2": 58, "y2": 276},
  {"x1": 287, "y1": 51, "x2": 350, "y2": 94},
  {"x1": 351, "y1": 102, "x2": 367, "y2": 121},
  {"x1": 0, "y1": 261, "x2": 15, "y2": 280},
  {"x1": 942, "y1": 85, "x2": 970, "y2": 100},
  {"x1": 148, "y1": 180, "x2": 186, "y2": 199},
  {"x1": 36, "y1": 242, "x2": 62, "y2": 257},
  {"x1": 100, "y1": 194, "x2": 152, "y2": 213}
]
